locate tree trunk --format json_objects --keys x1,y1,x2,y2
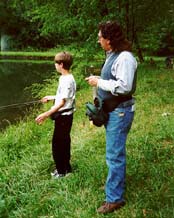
[
  {"x1": 134, "y1": 32, "x2": 144, "y2": 63},
  {"x1": 125, "y1": 0, "x2": 130, "y2": 39},
  {"x1": 118, "y1": 0, "x2": 121, "y2": 12}
]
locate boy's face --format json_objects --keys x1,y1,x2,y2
[{"x1": 55, "y1": 61, "x2": 63, "y2": 73}]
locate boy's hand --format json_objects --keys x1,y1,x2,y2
[
  {"x1": 41, "y1": 96, "x2": 55, "y2": 103},
  {"x1": 35, "y1": 112, "x2": 48, "y2": 124}
]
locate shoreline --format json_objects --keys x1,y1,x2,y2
[{"x1": 0, "y1": 55, "x2": 54, "y2": 61}]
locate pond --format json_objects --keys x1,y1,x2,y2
[{"x1": 0, "y1": 60, "x2": 54, "y2": 131}]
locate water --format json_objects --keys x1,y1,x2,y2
[{"x1": 0, "y1": 60, "x2": 54, "y2": 131}]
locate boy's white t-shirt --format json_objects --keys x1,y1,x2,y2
[{"x1": 54, "y1": 74, "x2": 76, "y2": 115}]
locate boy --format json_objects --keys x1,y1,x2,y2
[{"x1": 35, "y1": 51, "x2": 76, "y2": 178}]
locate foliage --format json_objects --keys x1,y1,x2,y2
[
  {"x1": 135, "y1": 0, "x2": 174, "y2": 55},
  {"x1": 0, "y1": 56, "x2": 174, "y2": 217},
  {"x1": 1, "y1": 0, "x2": 174, "y2": 54}
]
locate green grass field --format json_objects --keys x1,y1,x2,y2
[{"x1": 0, "y1": 58, "x2": 174, "y2": 218}]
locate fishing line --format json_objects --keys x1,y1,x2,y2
[{"x1": 0, "y1": 100, "x2": 41, "y2": 111}]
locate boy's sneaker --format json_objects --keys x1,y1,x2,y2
[
  {"x1": 52, "y1": 172, "x2": 66, "y2": 179},
  {"x1": 51, "y1": 169, "x2": 72, "y2": 179},
  {"x1": 51, "y1": 169, "x2": 58, "y2": 176}
]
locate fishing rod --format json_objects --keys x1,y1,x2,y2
[{"x1": 0, "y1": 100, "x2": 41, "y2": 111}]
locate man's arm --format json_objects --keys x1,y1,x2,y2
[{"x1": 90, "y1": 53, "x2": 137, "y2": 95}]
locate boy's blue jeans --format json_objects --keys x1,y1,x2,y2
[{"x1": 104, "y1": 105, "x2": 134, "y2": 203}]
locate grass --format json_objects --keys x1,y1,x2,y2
[
  {"x1": 0, "y1": 58, "x2": 174, "y2": 218},
  {"x1": 0, "y1": 43, "x2": 104, "y2": 60},
  {"x1": 0, "y1": 51, "x2": 54, "y2": 56}
]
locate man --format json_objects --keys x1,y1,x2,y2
[{"x1": 86, "y1": 21, "x2": 137, "y2": 214}]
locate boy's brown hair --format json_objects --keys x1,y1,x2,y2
[{"x1": 54, "y1": 51, "x2": 73, "y2": 70}]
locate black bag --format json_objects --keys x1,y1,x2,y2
[
  {"x1": 50, "y1": 111, "x2": 61, "y2": 120},
  {"x1": 50, "y1": 108, "x2": 73, "y2": 120},
  {"x1": 85, "y1": 97, "x2": 109, "y2": 127}
]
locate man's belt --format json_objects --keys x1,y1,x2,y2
[
  {"x1": 103, "y1": 95, "x2": 133, "y2": 112},
  {"x1": 117, "y1": 98, "x2": 135, "y2": 108}
]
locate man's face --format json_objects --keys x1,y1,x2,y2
[{"x1": 98, "y1": 30, "x2": 111, "y2": 51}]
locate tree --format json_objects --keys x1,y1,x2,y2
[{"x1": 1, "y1": 0, "x2": 174, "y2": 55}]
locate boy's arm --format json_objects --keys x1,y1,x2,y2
[
  {"x1": 41, "y1": 95, "x2": 56, "y2": 103},
  {"x1": 35, "y1": 99, "x2": 65, "y2": 125}
]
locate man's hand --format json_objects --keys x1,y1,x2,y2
[{"x1": 85, "y1": 76, "x2": 99, "y2": 87}]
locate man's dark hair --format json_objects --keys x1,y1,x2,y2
[{"x1": 99, "y1": 21, "x2": 132, "y2": 52}]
